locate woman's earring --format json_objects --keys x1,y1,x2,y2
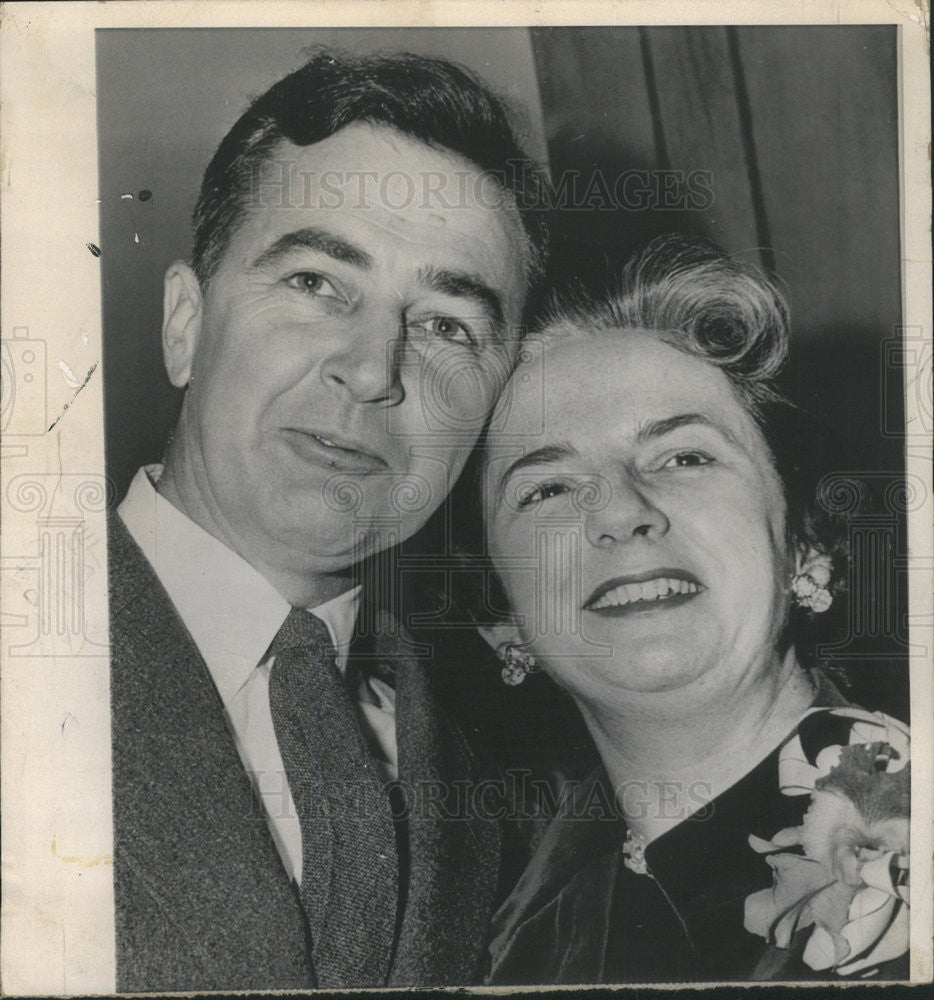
[
  {"x1": 792, "y1": 562, "x2": 833, "y2": 613},
  {"x1": 496, "y1": 642, "x2": 539, "y2": 686}
]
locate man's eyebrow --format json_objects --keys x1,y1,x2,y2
[
  {"x1": 496, "y1": 443, "x2": 578, "y2": 503},
  {"x1": 418, "y1": 266, "x2": 504, "y2": 327},
  {"x1": 635, "y1": 412, "x2": 740, "y2": 446},
  {"x1": 251, "y1": 227, "x2": 372, "y2": 271}
]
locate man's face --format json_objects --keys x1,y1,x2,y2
[{"x1": 163, "y1": 123, "x2": 527, "y2": 581}]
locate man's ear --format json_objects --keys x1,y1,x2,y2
[
  {"x1": 477, "y1": 619, "x2": 524, "y2": 655},
  {"x1": 162, "y1": 261, "x2": 203, "y2": 388},
  {"x1": 794, "y1": 545, "x2": 833, "y2": 587}
]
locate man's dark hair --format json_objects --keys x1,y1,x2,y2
[{"x1": 192, "y1": 48, "x2": 550, "y2": 295}]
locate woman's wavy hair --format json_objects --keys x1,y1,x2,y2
[
  {"x1": 448, "y1": 232, "x2": 850, "y2": 666},
  {"x1": 541, "y1": 232, "x2": 788, "y2": 414}
]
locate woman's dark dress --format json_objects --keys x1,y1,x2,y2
[{"x1": 486, "y1": 676, "x2": 909, "y2": 984}]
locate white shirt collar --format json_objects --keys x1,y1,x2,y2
[{"x1": 118, "y1": 464, "x2": 361, "y2": 707}]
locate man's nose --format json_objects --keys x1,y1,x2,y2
[
  {"x1": 319, "y1": 309, "x2": 404, "y2": 405},
  {"x1": 584, "y1": 476, "x2": 670, "y2": 547}
]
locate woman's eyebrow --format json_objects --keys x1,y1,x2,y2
[
  {"x1": 635, "y1": 412, "x2": 740, "y2": 447},
  {"x1": 251, "y1": 226, "x2": 372, "y2": 271},
  {"x1": 496, "y1": 442, "x2": 578, "y2": 503}
]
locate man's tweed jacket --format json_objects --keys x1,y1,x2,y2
[{"x1": 108, "y1": 512, "x2": 502, "y2": 991}]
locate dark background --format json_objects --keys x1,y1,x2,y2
[{"x1": 97, "y1": 26, "x2": 909, "y2": 752}]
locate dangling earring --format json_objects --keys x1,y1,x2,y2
[
  {"x1": 496, "y1": 642, "x2": 539, "y2": 686},
  {"x1": 792, "y1": 563, "x2": 833, "y2": 613}
]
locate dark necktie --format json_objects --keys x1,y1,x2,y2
[{"x1": 268, "y1": 606, "x2": 398, "y2": 987}]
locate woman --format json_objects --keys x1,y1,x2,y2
[{"x1": 462, "y1": 234, "x2": 910, "y2": 983}]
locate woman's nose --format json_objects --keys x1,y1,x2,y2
[
  {"x1": 584, "y1": 479, "x2": 670, "y2": 547},
  {"x1": 319, "y1": 311, "x2": 405, "y2": 405}
]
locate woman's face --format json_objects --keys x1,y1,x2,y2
[{"x1": 483, "y1": 330, "x2": 795, "y2": 705}]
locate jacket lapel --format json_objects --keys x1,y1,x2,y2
[
  {"x1": 108, "y1": 513, "x2": 313, "y2": 991},
  {"x1": 379, "y1": 611, "x2": 503, "y2": 986}
]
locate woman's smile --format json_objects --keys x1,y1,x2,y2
[
  {"x1": 585, "y1": 580, "x2": 704, "y2": 615},
  {"x1": 583, "y1": 570, "x2": 704, "y2": 614}
]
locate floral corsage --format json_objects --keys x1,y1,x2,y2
[{"x1": 744, "y1": 708, "x2": 909, "y2": 976}]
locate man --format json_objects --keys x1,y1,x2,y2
[{"x1": 108, "y1": 51, "x2": 549, "y2": 991}]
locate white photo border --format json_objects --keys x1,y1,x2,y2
[{"x1": 1, "y1": 1, "x2": 930, "y2": 992}]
